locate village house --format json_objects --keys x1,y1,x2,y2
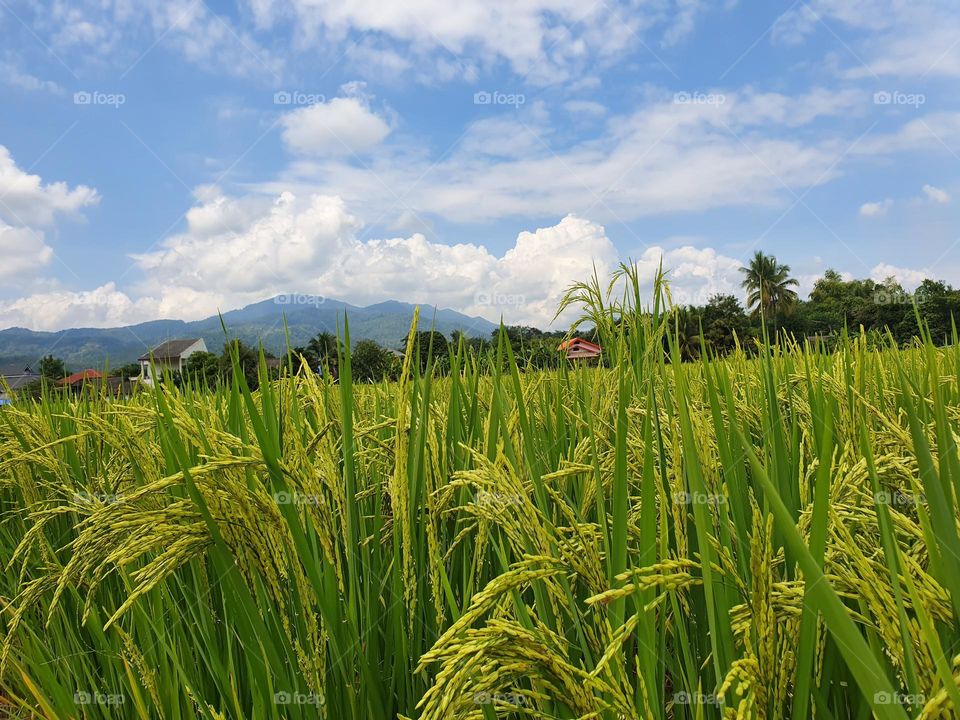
[
  {"x1": 138, "y1": 338, "x2": 208, "y2": 385},
  {"x1": 557, "y1": 338, "x2": 602, "y2": 360},
  {"x1": 58, "y1": 370, "x2": 103, "y2": 390},
  {"x1": 0, "y1": 364, "x2": 40, "y2": 405}
]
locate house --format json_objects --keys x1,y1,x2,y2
[
  {"x1": 0, "y1": 364, "x2": 39, "y2": 404},
  {"x1": 58, "y1": 370, "x2": 103, "y2": 391},
  {"x1": 558, "y1": 338, "x2": 602, "y2": 360},
  {"x1": 57, "y1": 371, "x2": 137, "y2": 398},
  {"x1": 138, "y1": 338, "x2": 208, "y2": 385}
]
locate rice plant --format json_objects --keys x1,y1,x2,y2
[{"x1": 1, "y1": 265, "x2": 959, "y2": 719}]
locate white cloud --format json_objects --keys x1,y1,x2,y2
[
  {"x1": 871, "y1": 263, "x2": 928, "y2": 289},
  {"x1": 0, "y1": 146, "x2": 99, "y2": 226},
  {"x1": 0, "y1": 146, "x2": 98, "y2": 287},
  {"x1": 132, "y1": 192, "x2": 362, "y2": 304},
  {"x1": 246, "y1": 0, "x2": 714, "y2": 83},
  {"x1": 0, "y1": 223, "x2": 54, "y2": 282},
  {"x1": 774, "y1": 1, "x2": 960, "y2": 78},
  {"x1": 0, "y1": 187, "x2": 761, "y2": 331},
  {"x1": 281, "y1": 96, "x2": 391, "y2": 155},
  {"x1": 34, "y1": 0, "x2": 283, "y2": 78},
  {"x1": 19, "y1": 0, "x2": 714, "y2": 84},
  {"x1": 269, "y1": 87, "x2": 870, "y2": 225},
  {"x1": 922, "y1": 184, "x2": 951, "y2": 204},
  {"x1": 859, "y1": 199, "x2": 892, "y2": 217},
  {"x1": 564, "y1": 100, "x2": 607, "y2": 117},
  {"x1": 0, "y1": 55, "x2": 63, "y2": 94},
  {"x1": 130, "y1": 192, "x2": 619, "y2": 327},
  {"x1": 613, "y1": 245, "x2": 747, "y2": 308},
  {"x1": 0, "y1": 283, "x2": 154, "y2": 331}
]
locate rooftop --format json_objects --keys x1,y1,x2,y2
[
  {"x1": 138, "y1": 339, "x2": 203, "y2": 362},
  {"x1": 0, "y1": 365, "x2": 39, "y2": 392},
  {"x1": 59, "y1": 370, "x2": 103, "y2": 386}
]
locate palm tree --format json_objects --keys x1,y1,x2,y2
[
  {"x1": 307, "y1": 331, "x2": 339, "y2": 361},
  {"x1": 739, "y1": 251, "x2": 799, "y2": 332},
  {"x1": 669, "y1": 306, "x2": 703, "y2": 361}
]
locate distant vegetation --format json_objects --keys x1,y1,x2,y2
[
  {"x1": 665, "y1": 251, "x2": 960, "y2": 359},
  {"x1": 14, "y1": 252, "x2": 960, "y2": 397}
]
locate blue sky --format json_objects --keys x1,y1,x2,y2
[{"x1": 1, "y1": 0, "x2": 959, "y2": 329}]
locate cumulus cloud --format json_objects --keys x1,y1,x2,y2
[
  {"x1": 0, "y1": 223, "x2": 54, "y2": 282},
  {"x1": 0, "y1": 283, "x2": 154, "y2": 331},
  {"x1": 0, "y1": 189, "x2": 746, "y2": 331},
  {"x1": 0, "y1": 146, "x2": 99, "y2": 226},
  {"x1": 870, "y1": 263, "x2": 928, "y2": 289},
  {"x1": 0, "y1": 146, "x2": 98, "y2": 289},
  {"x1": 922, "y1": 184, "x2": 951, "y2": 204},
  {"x1": 129, "y1": 192, "x2": 618, "y2": 327},
  {"x1": 859, "y1": 199, "x2": 892, "y2": 217},
  {"x1": 636, "y1": 246, "x2": 745, "y2": 306},
  {"x1": 281, "y1": 96, "x2": 391, "y2": 156}
]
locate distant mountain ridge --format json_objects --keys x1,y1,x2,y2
[{"x1": 0, "y1": 295, "x2": 499, "y2": 369}]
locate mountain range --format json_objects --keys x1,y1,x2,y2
[{"x1": 0, "y1": 296, "x2": 499, "y2": 369}]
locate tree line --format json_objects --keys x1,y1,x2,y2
[
  {"x1": 668, "y1": 251, "x2": 960, "y2": 359},
  {"x1": 18, "y1": 250, "x2": 960, "y2": 393}
]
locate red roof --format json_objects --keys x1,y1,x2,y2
[
  {"x1": 59, "y1": 370, "x2": 103, "y2": 385},
  {"x1": 557, "y1": 338, "x2": 601, "y2": 351},
  {"x1": 558, "y1": 338, "x2": 602, "y2": 359}
]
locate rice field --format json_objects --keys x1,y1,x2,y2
[{"x1": 2, "y1": 271, "x2": 960, "y2": 719}]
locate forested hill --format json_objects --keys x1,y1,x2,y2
[{"x1": 0, "y1": 295, "x2": 498, "y2": 368}]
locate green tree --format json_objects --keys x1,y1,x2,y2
[
  {"x1": 38, "y1": 355, "x2": 68, "y2": 380},
  {"x1": 414, "y1": 331, "x2": 449, "y2": 374},
  {"x1": 739, "y1": 251, "x2": 800, "y2": 332},
  {"x1": 309, "y1": 331, "x2": 339, "y2": 362},
  {"x1": 700, "y1": 294, "x2": 751, "y2": 354},
  {"x1": 351, "y1": 340, "x2": 395, "y2": 383},
  {"x1": 220, "y1": 340, "x2": 262, "y2": 390},
  {"x1": 668, "y1": 306, "x2": 703, "y2": 361},
  {"x1": 292, "y1": 330, "x2": 341, "y2": 375},
  {"x1": 915, "y1": 279, "x2": 960, "y2": 343},
  {"x1": 112, "y1": 362, "x2": 142, "y2": 378},
  {"x1": 184, "y1": 351, "x2": 221, "y2": 387}
]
